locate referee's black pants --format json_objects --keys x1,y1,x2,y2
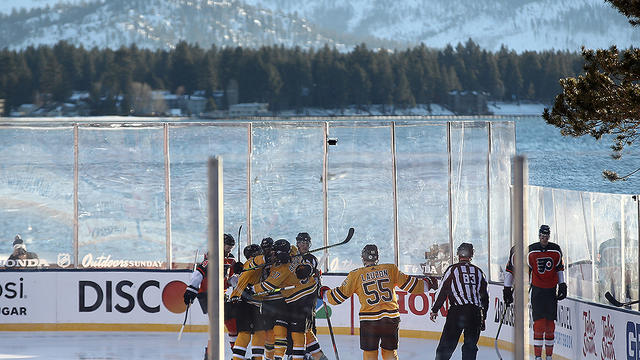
[{"x1": 435, "y1": 304, "x2": 482, "y2": 360}]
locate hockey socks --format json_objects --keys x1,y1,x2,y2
[
  {"x1": 533, "y1": 319, "x2": 555, "y2": 357},
  {"x1": 544, "y1": 319, "x2": 555, "y2": 356},
  {"x1": 363, "y1": 350, "x2": 378, "y2": 360},
  {"x1": 304, "y1": 329, "x2": 322, "y2": 356},
  {"x1": 265, "y1": 329, "x2": 275, "y2": 360},
  {"x1": 225, "y1": 318, "x2": 238, "y2": 349},
  {"x1": 252, "y1": 330, "x2": 267, "y2": 360},
  {"x1": 273, "y1": 324, "x2": 288, "y2": 360},
  {"x1": 381, "y1": 348, "x2": 398, "y2": 360},
  {"x1": 232, "y1": 332, "x2": 251, "y2": 360},
  {"x1": 290, "y1": 332, "x2": 306, "y2": 360}
]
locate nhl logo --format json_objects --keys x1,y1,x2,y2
[{"x1": 57, "y1": 253, "x2": 72, "y2": 268}]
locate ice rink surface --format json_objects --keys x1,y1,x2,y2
[{"x1": 0, "y1": 331, "x2": 516, "y2": 360}]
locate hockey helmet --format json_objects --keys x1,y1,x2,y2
[
  {"x1": 296, "y1": 232, "x2": 311, "y2": 244},
  {"x1": 244, "y1": 244, "x2": 262, "y2": 260},
  {"x1": 457, "y1": 242, "x2": 474, "y2": 258},
  {"x1": 261, "y1": 237, "x2": 274, "y2": 252},
  {"x1": 539, "y1": 225, "x2": 551, "y2": 236},
  {"x1": 224, "y1": 233, "x2": 235, "y2": 247},
  {"x1": 361, "y1": 244, "x2": 379, "y2": 263},
  {"x1": 273, "y1": 239, "x2": 291, "y2": 263}
]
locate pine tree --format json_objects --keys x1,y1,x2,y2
[{"x1": 543, "y1": 0, "x2": 640, "y2": 181}]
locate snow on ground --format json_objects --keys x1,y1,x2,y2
[
  {"x1": 277, "y1": 104, "x2": 456, "y2": 117},
  {"x1": 0, "y1": 0, "x2": 84, "y2": 15},
  {"x1": 277, "y1": 102, "x2": 546, "y2": 117},
  {"x1": 0, "y1": 331, "x2": 518, "y2": 360},
  {"x1": 487, "y1": 101, "x2": 547, "y2": 116}
]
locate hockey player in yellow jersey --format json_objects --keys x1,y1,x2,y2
[
  {"x1": 228, "y1": 244, "x2": 269, "y2": 360},
  {"x1": 230, "y1": 237, "x2": 279, "y2": 360},
  {"x1": 250, "y1": 239, "x2": 319, "y2": 360},
  {"x1": 318, "y1": 244, "x2": 438, "y2": 360}
]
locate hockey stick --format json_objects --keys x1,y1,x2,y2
[
  {"x1": 254, "y1": 285, "x2": 296, "y2": 297},
  {"x1": 494, "y1": 305, "x2": 508, "y2": 360},
  {"x1": 244, "y1": 227, "x2": 355, "y2": 272},
  {"x1": 323, "y1": 300, "x2": 340, "y2": 360},
  {"x1": 605, "y1": 291, "x2": 640, "y2": 307},
  {"x1": 237, "y1": 225, "x2": 243, "y2": 260},
  {"x1": 178, "y1": 249, "x2": 199, "y2": 341}
]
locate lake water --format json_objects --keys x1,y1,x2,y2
[{"x1": 515, "y1": 116, "x2": 640, "y2": 195}]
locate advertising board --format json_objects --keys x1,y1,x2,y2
[{"x1": 1, "y1": 270, "x2": 639, "y2": 360}]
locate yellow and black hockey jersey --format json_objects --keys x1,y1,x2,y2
[
  {"x1": 252, "y1": 247, "x2": 318, "y2": 304},
  {"x1": 230, "y1": 256, "x2": 265, "y2": 304},
  {"x1": 325, "y1": 263, "x2": 426, "y2": 322}
]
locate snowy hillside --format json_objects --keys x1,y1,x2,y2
[
  {"x1": 0, "y1": 0, "x2": 84, "y2": 14},
  {"x1": 241, "y1": 0, "x2": 640, "y2": 52},
  {"x1": 0, "y1": 0, "x2": 375, "y2": 51},
  {"x1": 0, "y1": 0, "x2": 637, "y2": 52}
]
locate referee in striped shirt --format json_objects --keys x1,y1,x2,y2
[{"x1": 429, "y1": 242, "x2": 489, "y2": 360}]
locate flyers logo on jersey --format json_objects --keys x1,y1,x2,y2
[{"x1": 536, "y1": 257, "x2": 554, "y2": 273}]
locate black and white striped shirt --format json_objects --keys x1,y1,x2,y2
[{"x1": 431, "y1": 260, "x2": 489, "y2": 313}]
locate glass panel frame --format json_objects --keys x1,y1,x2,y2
[
  {"x1": 168, "y1": 123, "x2": 249, "y2": 264},
  {"x1": 250, "y1": 122, "x2": 325, "y2": 257},
  {"x1": 0, "y1": 126, "x2": 74, "y2": 265},
  {"x1": 327, "y1": 122, "x2": 394, "y2": 272},
  {"x1": 395, "y1": 122, "x2": 449, "y2": 275},
  {"x1": 449, "y1": 121, "x2": 489, "y2": 275},
  {"x1": 77, "y1": 125, "x2": 167, "y2": 267}
]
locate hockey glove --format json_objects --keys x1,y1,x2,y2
[
  {"x1": 556, "y1": 282, "x2": 567, "y2": 300},
  {"x1": 232, "y1": 261, "x2": 244, "y2": 275},
  {"x1": 184, "y1": 285, "x2": 198, "y2": 305},
  {"x1": 424, "y1": 276, "x2": 438, "y2": 290},
  {"x1": 503, "y1": 287, "x2": 513, "y2": 305},
  {"x1": 318, "y1": 286, "x2": 331, "y2": 299},
  {"x1": 295, "y1": 264, "x2": 313, "y2": 279},
  {"x1": 241, "y1": 286, "x2": 255, "y2": 299}
]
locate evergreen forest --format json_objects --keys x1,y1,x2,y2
[{"x1": 0, "y1": 40, "x2": 584, "y2": 115}]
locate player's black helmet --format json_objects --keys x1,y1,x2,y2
[
  {"x1": 361, "y1": 244, "x2": 379, "y2": 263},
  {"x1": 244, "y1": 244, "x2": 262, "y2": 260},
  {"x1": 224, "y1": 233, "x2": 235, "y2": 246},
  {"x1": 296, "y1": 232, "x2": 311, "y2": 244},
  {"x1": 273, "y1": 239, "x2": 291, "y2": 263},
  {"x1": 539, "y1": 225, "x2": 551, "y2": 236},
  {"x1": 457, "y1": 242, "x2": 474, "y2": 258},
  {"x1": 261, "y1": 237, "x2": 274, "y2": 252}
]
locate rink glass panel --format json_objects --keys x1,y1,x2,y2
[
  {"x1": 552, "y1": 189, "x2": 595, "y2": 302},
  {"x1": 250, "y1": 123, "x2": 324, "y2": 256},
  {"x1": 394, "y1": 123, "x2": 449, "y2": 275},
  {"x1": 326, "y1": 122, "x2": 394, "y2": 272},
  {"x1": 77, "y1": 126, "x2": 167, "y2": 266},
  {"x1": 489, "y1": 121, "x2": 514, "y2": 281},
  {"x1": 449, "y1": 122, "x2": 490, "y2": 275},
  {"x1": 0, "y1": 126, "x2": 74, "y2": 264},
  {"x1": 3, "y1": 119, "x2": 639, "y2": 309},
  {"x1": 623, "y1": 195, "x2": 639, "y2": 311},
  {"x1": 168, "y1": 124, "x2": 248, "y2": 264},
  {"x1": 591, "y1": 192, "x2": 628, "y2": 306}
]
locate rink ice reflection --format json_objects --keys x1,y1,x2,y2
[{"x1": 0, "y1": 331, "x2": 517, "y2": 360}]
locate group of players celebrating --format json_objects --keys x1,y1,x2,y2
[
  {"x1": 185, "y1": 232, "x2": 331, "y2": 360},
  {"x1": 183, "y1": 223, "x2": 567, "y2": 360}
]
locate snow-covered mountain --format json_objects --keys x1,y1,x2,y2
[
  {"x1": 241, "y1": 0, "x2": 639, "y2": 52},
  {"x1": 0, "y1": 0, "x2": 637, "y2": 52},
  {"x1": 0, "y1": 0, "x2": 381, "y2": 51}
]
